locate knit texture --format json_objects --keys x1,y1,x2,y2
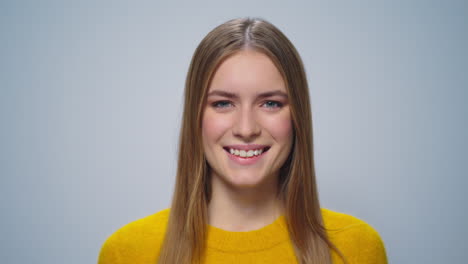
[{"x1": 98, "y1": 208, "x2": 387, "y2": 263}]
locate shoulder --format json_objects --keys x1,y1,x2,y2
[
  {"x1": 321, "y1": 208, "x2": 388, "y2": 264},
  {"x1": 109, "y1": 208, "x2": 170, "y2": 238},
  {"x1": 321, "y1": 208, "x2": 382, "y2": 240},
  {"x1": 98, "y1": 208, "x2": 170, "y2": 264}
]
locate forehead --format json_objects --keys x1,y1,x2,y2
[{"x1": 208, "y1": 50, "x2": 286, "y2": 94}]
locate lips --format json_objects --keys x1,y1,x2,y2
[
  {"x1": 222, "y1": 144, "x2": 271, "y2": 165},
  {"x1": 222, "y1": 145, "x2": 271, "y2": 157},
  {"x1": 223, "y1": 144, "x2": 270, "y2": 151}
]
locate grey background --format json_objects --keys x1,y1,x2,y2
[{"x1": 1, "y1": 0, "x2": 466, "y2": 263}]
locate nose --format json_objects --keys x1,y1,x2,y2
[{"x1": 232, "y1": 106, "x2": 261, "y2": 141}]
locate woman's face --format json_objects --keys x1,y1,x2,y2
[{"x1": 202, "y1": 50, "x2": 293, "y2": 189}]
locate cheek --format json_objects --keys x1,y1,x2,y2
[
  {"x1": 202, "y1": 110, "x2": 232, "y2": 145},
  {"x1": 261, "y1": 110, "x2": 293, "y2": 143}
]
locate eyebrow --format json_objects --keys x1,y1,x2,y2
[{"x1": 207, "y1": 90, "x2": 288, "y2": 99}]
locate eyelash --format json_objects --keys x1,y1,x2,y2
[
  {"x1": 262, "y1": 101, "x2": 283, "y2": 108},
  {"x1": 211, "y1": 101, "x2": 233, "y2": 108},
  {"x1": 211, "y1": 100, "x2": 283, "y2": 109}
]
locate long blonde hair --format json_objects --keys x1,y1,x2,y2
[{"x1": 157, "y1": 17, "x2": 346, "y2": 264}]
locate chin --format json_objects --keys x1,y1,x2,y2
[{"x1": 224, "y1": 170, "x2": 268, "y2": 188}]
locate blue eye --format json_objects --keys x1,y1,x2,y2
[
  {"x1": 212, "y1": 101, "x2": 233, "y2": 108},
  {"x1": 263, "y1": 101, "x2": 283, "y2": 108}
]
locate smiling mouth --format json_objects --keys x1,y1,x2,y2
[{"x1": 222, "y1": 146, "x2": 271, "y2": 158}]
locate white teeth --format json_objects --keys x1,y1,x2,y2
[{"x1": 228, "y1": 148, "x2": 266, "y2": 158}]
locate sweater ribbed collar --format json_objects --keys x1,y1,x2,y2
[{"x1": 206, "y1": 215, "x2": 289, "y2": 253}]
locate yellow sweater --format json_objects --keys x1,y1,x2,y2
[{"x1": 98, "y1": 208, "x2": 387, "y2": 263}]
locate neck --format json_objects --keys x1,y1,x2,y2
[{"x1": 207, "y1": 172, "x2": 284, "y2": 232}]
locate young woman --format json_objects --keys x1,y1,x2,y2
[{"x1": 98, "y1": 17, "x2": 388, "y2": 264}]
